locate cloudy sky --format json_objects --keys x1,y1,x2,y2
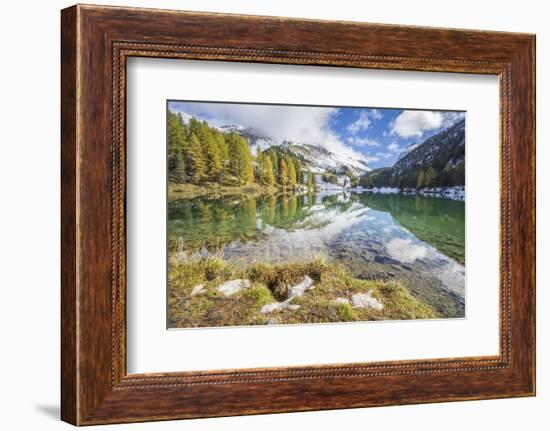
[{"x1": 168, "y1": 101, "x2": 464, "y2": 169}]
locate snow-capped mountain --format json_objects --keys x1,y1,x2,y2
[
  {"x1": 218, "y1": 125, "x2": 275, "y2": 153},
  {"x1": 279, "y1": 142, "x2": 371, "y2": 176},
  {"x1": 361, "y1": 119, "x2": 465, "y2": 188},
  {"x1": 218, "y1": 125, "x2": 371, "y2": 176},
  {"x1": 396, "y1": 142, "x2": 421, "y2": 162},
  {"x1": 392, "y1": 119, "x2": 465, "y2": 178},
  {"x1": 177, "y1": 116, "x2": 371, "y2": 175}
]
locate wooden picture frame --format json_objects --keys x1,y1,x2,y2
[{"x1": 61, "y1": 4, "x2": 535, "y2": 425}]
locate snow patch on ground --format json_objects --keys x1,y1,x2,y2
[
  {"x1": 364, "y1": 187, "x2": 400, "y2": 194},
  {"x1": 217, "y1": 279, "x2": 251, "y2": 296},
  {"x1": 351, "y1": 291, "x2": 384, "y2": 311},
  {"x1": 363, "y1": 186, "x2": 465, "y2": 201},
  {"x1": 420, "y1": 186, "x2": 465, "y2": 201}
]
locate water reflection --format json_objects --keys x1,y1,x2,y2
[{"x1": 168, "y1": 191, "x2": 466, "y2": 315}]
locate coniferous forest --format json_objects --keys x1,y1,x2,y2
[
  {"x1": 359, "y1": 119, "x2": 465, "y2": 190},
  {"x1": 168, "y1": 110, "x2": 312, "y2": 190}
]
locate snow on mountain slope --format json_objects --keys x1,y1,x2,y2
[
  {"x1": 220, "y1": 125, "x2": 371, "y2": 175},
  {"x1": 393, "y1": 119, "x2": 465, "y2": 176},
  {"x1": 396, "y1": 142, "x2": 421, "y2": 162},
  {"x1": 179, "y1": 118, "x2": 371, "y2": 175},
  {"x1": 219, "y1": 125, "x2": 275, "y2": 153},
  {"x1": 281, "y1": 142, "x2": 371, "y2": 176}
]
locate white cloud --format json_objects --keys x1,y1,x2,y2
[
  {"x1": 387, "y1": 142, "x2": 402, "y2": 153},
  {"x1": 375, "y1": 152, "x2": 392, "y2": 159},
  {"x1": 346, "y1": 136, "x2": 381, "y2": 147},
  {"x1": 390, "y1": 111, "x2": 464, "y2": 138},
  {"x1": 346, "y1": 109, "x2": 382, "y2": 134},
  {"x1": 364, "y1": 155, "x2": 380, "y2": 163},
  {"x1": 170, "y1": 102, "x2": 368, "y2": 162}
]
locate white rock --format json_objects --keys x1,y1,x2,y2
[
  {"x1": 261, "y1": 299, "x2": 302, "y2": 314},
  {"x1": 261, "y1": 302, "x2": 284, "y2": 313},
  {"x1": 351, "y1": 291, "x2": 384, "y2": 311},
  {"x1": 217, "y1": 279, "x2": 251, "y2": 297},
  {"x1": 288, "y1": 275, "x2": 314, "y2": 299},
  {"x1": 190, "y1": 284, "x2": 205, "y2": 296},
  {"x1": 335, "y1": 297, "x2": 350, "y2": 305},
  {"x1": 261, "y1": 276, "x2": 314, "y2": 314}
]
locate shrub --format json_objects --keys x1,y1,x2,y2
[
  {"x1": 201, "y1": 257, "x2": 228, "y2": 281},
  {"x1": 242, "y1": 285, "x2": 275, "y2": 306}
]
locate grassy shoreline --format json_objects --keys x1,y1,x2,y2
[
  {"x1": 168, "y1": 255, "x2": 438, "y2": 328},
  {"x1": 169, "y1": 182, "x2": 273, "y2": 199}
]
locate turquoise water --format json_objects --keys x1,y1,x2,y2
[{"x1": 168, "y1": 191, "x2": 466, "y2": 317}]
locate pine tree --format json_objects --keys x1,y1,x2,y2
[
  {"x1": 228, "y1": 133, "x2": 253, "y2": 185},
  {"x1": 167, "y1": 111, "x2": 187, "y2": 183},
  {"x1": 227, "y1": 133, "x2": 239, "y2": 183},
  {"x1": 287, "y1": 156, "x2": 297, "y2": 186},
  {"x1": 424, "y1": 166, "x2": 437, "y2": 188},
  {"x1": 397, "y1": 176, "x2": 404, "y2": 191},
  {"x1": 173, "y1": 149, "x2": 186, "y2": 183},
  {"x1": 416, "y1": 170, "x2": 425, "y2": 190},
  {"x1": 187, "y1": 117, "x2": 203, "y2": 139},
  {"x1": 239, "y1": 138, "x2": 254, "y2": 185},
  {"x1": 186, "y1": 132, "x2": 206, "y2": 184},
  {"x1": 279, "y1": 158, "x2": 289, "y2": 187},
  {"x1": 294, "y1": 158, "x2": 303, "y2": 184},
  {"x1": 267, "y1": 149, "x2": 279, "y2": 182},
  {"x1": 212, "y1": 132, "x2": 228, "y2": 166},
  {"x1": 264, "y1": 155, "x2": 276, "y2": 187},
  {"x1": 255, "y1": 147, "x2": 264, "y2": 183},
  {"x1": 307, "y1": 170, "x2": 314, "y2": 189},
  {"x1": 203, "y1": 130, "x2": 222, "y2": 182},
  {"x1": 453, "y1": 160, "x2": 465, "y2": 185},
  {"x1": 441, "y1": 162, "x2": 453, "y2": 186}
]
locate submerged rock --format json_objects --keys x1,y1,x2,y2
[
  {"x1": 351, "y1": 291, "x2": 384, "y2": 311},
  {"x1": 374, "y1": 255, "x2": 401, "y2": 265},
  {"x1": 217, "y1": 279, "x2": 251, "y2": 297}
]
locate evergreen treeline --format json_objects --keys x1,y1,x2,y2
[
  {"x1": 360, "y1": 119, "x2": 466, "y2": 190},
  {"x1": 360, "y1": 158, "x2": 465, "y2": 189},
  {"x1": 168, "y1": 111, "x2": 312, "y2": 189}
]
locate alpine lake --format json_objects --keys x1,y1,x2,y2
[{"x1": 168, "y1": 191, "x2": 465, "y2": 319}]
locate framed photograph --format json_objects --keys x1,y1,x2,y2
[{"x1": 61, "y1": 4, "x2": 535, "y2": 425}]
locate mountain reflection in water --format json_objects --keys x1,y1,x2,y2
[{"x1": 168, "y1": 191, "x2": 465, "y2": 317}]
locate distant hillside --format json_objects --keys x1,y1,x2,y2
[{"x1": 361, "y1": 119, "x2": 465, "y2": 189}]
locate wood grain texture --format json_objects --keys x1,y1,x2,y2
[
  {"x1": 60, "y1": 4, "x2": 536, "y2": 425},
  {"x1": 60, "y1": 5, "x2": 78, "y2": 425}
]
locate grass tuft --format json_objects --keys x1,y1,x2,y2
[
  {"x1": 248, "y1": 258, "x2": 327, "y2": 301},
  {"x1": 167, "y1": 255, "x2": 439, "y2": 328},
  {"x1": 336, "y1": 302, "x2": 355, "y2": 322},
  {"x1": 242, "y1": 284, "x2": 275, "y2": 306}
]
